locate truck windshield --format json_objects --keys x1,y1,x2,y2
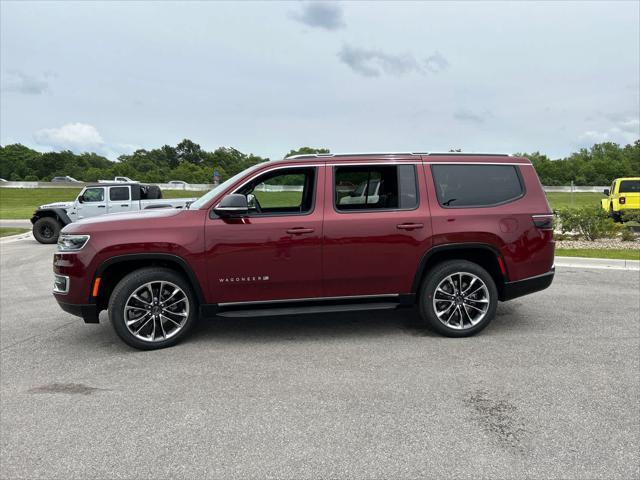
[{"x1": 189, "y1": 163, "x2": 266, "y2": 210}]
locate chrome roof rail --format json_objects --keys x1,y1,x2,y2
[{"x1": 286, "y1": 151, "x2": 512, "y2": 159}]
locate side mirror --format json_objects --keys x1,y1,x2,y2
[
  {"x1": 213, "y1": 194, "x2": 248, "y2": 218},
  {"x1": 603, "y1": 189, "x2": 610, "y2": 196},
  {"x1": 77, "y1": 195, "x2": 84, "y2": 203}
]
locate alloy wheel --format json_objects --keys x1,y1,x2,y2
[
  {"x1": 124, "y1": 281, "x2": 190, "y2": 342},
  {"x1": 432, "y1": 272, "x2": 490, "y2": 330}
]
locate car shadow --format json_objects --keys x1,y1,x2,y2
[
  {"x1": 72, "y1": 302, "x2": 535, "y2": 353},
  {"x1": 188, "y1": 307, "x2": 440, "y2": 345}
]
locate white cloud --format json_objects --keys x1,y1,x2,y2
[{"x1": 34, "y1": 123, "x2": 105, "y2": 153}]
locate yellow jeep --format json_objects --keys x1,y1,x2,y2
[{"x1": 601, "y1": 177, "x2": 640, "y2": 221}]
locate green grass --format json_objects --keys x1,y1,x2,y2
[
  {"x1": 0, "y1": 188, "x2": 208, "y2": 219},
  {"x1": 556, "y1": 248, "x2": 640, "y2": 260},
  {"x1": 0, "y1": 227, "x2": 29, "y2": 238},
  {"x1": 545, "y1": 192, "x2": 604, "y2": 209}
]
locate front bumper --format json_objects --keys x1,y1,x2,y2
[
  {"x1": 501, "y1": 268, "x2": 555, "y2": 301},
  {"x1": 57, "y1": 301, "x2": 100, "y2": 324}
]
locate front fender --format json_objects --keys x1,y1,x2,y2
[{"x1": 31, "y1": 208, "x2": 72, "y2": 226}]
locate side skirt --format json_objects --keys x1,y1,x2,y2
[{"x1": 199, "y1": 294, "x2": 415, "y2": 319}]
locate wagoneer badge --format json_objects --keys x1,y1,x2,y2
[{"x1": 219, "y1": 276, "x2": 270, "y2": 283}]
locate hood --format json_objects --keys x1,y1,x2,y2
[
  {"x1": 73, "y1": 207, "x2": 184, "y2": 226},
  {"x1": 62, "y1": 207, "x2": 189, "y2": 235},
  {"x1": 39, "y1": 201, "x2": 73, "y2": 210}
]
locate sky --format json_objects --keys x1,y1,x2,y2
[{"x1": 1, "y1": 1, "x2": 639, "y2": 160}]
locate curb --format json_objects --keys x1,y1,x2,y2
[
  {"x1": 555, "y1": 256, "x2": 640, "y2": 271},
  {"x1": 0, "y1": 232, "x2": 34, "y2": 244}
]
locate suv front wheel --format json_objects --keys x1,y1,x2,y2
[
  {"x1": 418, "y1": 260, "x2": 498, "y2": 337},
  {"x1": 108, "y1": 267, "x2": 198, "y2": 350}
]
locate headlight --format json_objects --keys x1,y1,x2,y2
[{"x1": 57, "y1": 234, "x2": 90, "y2": 251}]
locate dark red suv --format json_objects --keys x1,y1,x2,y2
[{"x1": 53, "y1": 153, "x2": 555, "y2": 349}]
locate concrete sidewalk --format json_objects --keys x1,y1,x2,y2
[
  {"x1": 556, "y1": 256, "x2": 640, "y2": 271},
  {"x1": 0, "y1": 219, "x2": 31, "y2": 229}
]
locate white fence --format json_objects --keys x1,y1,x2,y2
[{"x1": 543, "y1": 186, "x2": 607, "y2": 193}]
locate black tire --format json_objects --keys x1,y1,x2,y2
[
  {"x1": 33, "y1": 217, "x2": 61, "y2": 244},
  {"x1": 418, "y1": 260, "x2": 498, "y2": 337},
  {"x1": 108, "y1": 267, "x2": 198, "y2": 350},
  {"x1": 609, "y1": 205, "x2": 622, "y2": 223}
]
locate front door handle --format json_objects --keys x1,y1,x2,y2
[
  {"x1": 286, "y1": 227, "x2": 315, "y2": 235},
  {"x1": 121, "y1": 204, "x2": 129, "y2": 207},
  {"x1": 97, "y1": 205, "x2": 106, "y2": 208},
  {"x1": 396, "y1": 223, "x2": 423, "y2": 231}
]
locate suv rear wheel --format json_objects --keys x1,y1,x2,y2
[
  {"x1": 108, "y1": 267, "x2": 197, "y2": 350},
  {"x1": 33, "y1": 217, "x2": 61, "y2": 244},
  {"x1": 418, "y1": 260, "x2": 498, "y2": 337}
]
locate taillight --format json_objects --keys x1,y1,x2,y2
[
  {"x1": 532, "y1": 214, "x2": 553, "y2": 229},
  {"x1": 619, "y1": 197, "x2": 626, "y2": 205}
]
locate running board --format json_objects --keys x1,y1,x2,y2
[{"x1": 216, "y1": 302, "x2": 400, "y2": 318}]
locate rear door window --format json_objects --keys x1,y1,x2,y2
[
  {"x1": 109, "y1": 186, "x2": 130, "y2": 201},
  {"x1": 431, "y1": 164, "x2": 524, "y2": 207},
  {"x1": 334, "y1": 165, "x2": 418, "y2": 211}
]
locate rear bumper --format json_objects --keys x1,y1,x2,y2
[
  {"x1": 57, "y1": 301, "x2": 100, "y2": 324},
  {"x1": 501, "y1": 268, "x2": 554, "y2": 301}
]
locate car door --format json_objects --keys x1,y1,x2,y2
[
  {"x1": 75, "y1": 187, "x2": 107, "y2": 219},
  {"x1": 322, "y1": 161, "x2": 432, "y2": 297},
  {"x1": 205, "y1": 165, "x2": 325, "y2": 304},
  {"x1": 108, "y1": 186, "x2": 133, "y2": 214}
]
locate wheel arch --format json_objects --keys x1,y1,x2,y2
[
  {"x1": 31, "y1": 208, "x2": 71, "y2": 226},
  {"x1": 412, "y1": 243, "x2": 508, "y2": 301},
  {"x1": 93, "y1": 253, "x2": 205, "y2": 311}
]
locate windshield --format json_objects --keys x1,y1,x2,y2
[{"x1": 189, "y1": 163, "x2": 265, "y2": 210}]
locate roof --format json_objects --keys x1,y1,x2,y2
[{"x1": 86, "y1": 182, "x2": 147, "y2": 187}]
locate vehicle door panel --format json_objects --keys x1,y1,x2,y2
[
  {"x1": 204, "y1": 166, "x2": 325, "y2": 304},
  {"x1": 107, "y1": 186, "x2": 133, "y2": 214},
  {"x1": 75, "y1": 187, "x2": 106, "y2": 219},
  {"x1": 322, "y1": 163, "x2": 432, "y2": 297}
]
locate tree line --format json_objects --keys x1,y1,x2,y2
[{"x1": 0, "y1": 139, "x2": 637, "y2": 186}]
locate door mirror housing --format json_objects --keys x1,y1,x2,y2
[
  {"x1": 214, "y1": 194, "x2": 248, "y2": 218},
  {"x1": 603, "y1": 189, "x2": 610, "y2": 196},
  {"x1": 77, "y1": 195, "x2": 84, "y2": 204}
]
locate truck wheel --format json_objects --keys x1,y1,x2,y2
[
  {"x1": 33, "y1": 217, "x2": 61, "y2": 244},
  {"x1": 108, "y1": 267, "x2": 198, "y2": 350},
  {"x1": 418, "y1": 260, "x2": 498, "y2": 337}
]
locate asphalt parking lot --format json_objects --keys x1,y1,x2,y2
[{"x1": 1, "y1": 237, "x2": 638, "y2": 479}]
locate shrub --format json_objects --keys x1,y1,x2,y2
[
  {"x1": 620, "y1": 227, "x2": 637, "y2": 242},
  {"x1": 620, "y1": 210, "x2": 640, "y2": 224},
  {"x1": 557, "y1": 206, "x2": 622, "y2": 241}
]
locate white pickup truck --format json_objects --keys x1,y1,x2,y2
[{"x1": 30, "y1": 183, "x2": 196, "y2": 244}]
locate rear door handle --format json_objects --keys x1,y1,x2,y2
[
  {"x1": 396, "y1": 223, "x2": 423, "y2": 230},
  {"x1": 286, "y1": 227, "x2": 315, "y2": 235},
  {"x1": 121, "y1": 204, "x2": 129, "y2": 207}
]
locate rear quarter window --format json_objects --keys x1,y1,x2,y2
[{"x1": 431, "y1": 164, "x2": 524, "y2": 208}]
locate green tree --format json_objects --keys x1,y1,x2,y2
[{"x1": 285, "y1": 147, "x2": 330, "y2": 158}]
